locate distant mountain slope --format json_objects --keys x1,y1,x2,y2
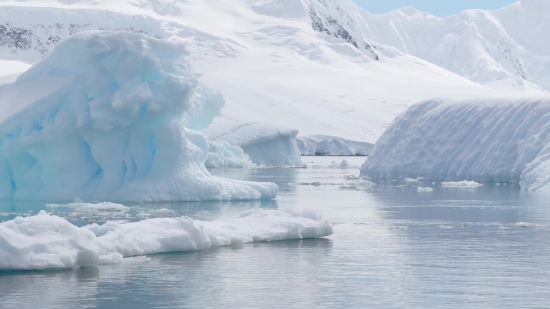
[
  {"x1": 0, "y1": 0, "x2": 541, "y2": 142},
  {"x1": 357, "y1": 0, "x2": 550, "y2": 92}
]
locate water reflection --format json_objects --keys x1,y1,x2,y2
[{"x1": 2, "y1": 157, "x2": 550, "y2": 308}]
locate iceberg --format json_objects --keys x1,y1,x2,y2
[
  {"x1": 0, "y1": 209, "x2": 333, "y2": 270},
  {"x1": 361, "y1": 98, "x2": 550, "y2": 193},
  {"x1": 0, "y1": 31, "x2": 277, "y2": 202},
  {"x1": 297, "y1": 135, "x2": 372, "y2": 156},
  {"x1": 205, "y1": 141, "x2": 255, "y2": 168},
  {"x1": 202, "y1": 122, "x2": 302, "y2": 167}
]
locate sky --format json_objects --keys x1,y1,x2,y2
[{"x1": 353, "y1": 0, "x2": 518, "y2": 16}]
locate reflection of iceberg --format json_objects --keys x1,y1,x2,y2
[
  {"x1": 0, "y1": 209, "x2": 333, "y2": 270},
  {"x1": 0, "y1": 31, "x2": 277, "y2": 202}
]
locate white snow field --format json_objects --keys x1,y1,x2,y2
[
  {"x1": 0, "y1": 31, "x2": 278, "y2": 202},
  {"x1": 0, "y1": 60, "x2": 31, "y2": 85},
  {"x1": 0, "y1": 0, "x2": 540, "y2": 143},
  {"x1": 297, "y1": 135, "x2": 373, "y2": 156},
  {"x1": 203, "y1": 122, "x2": 302, "y2": 167},
  {"x1": 361, "y1": 98, "x2": 550, "y2": 193},
  {"x1": 358, "y1": 0, "x2": 550, "y2": 93},
  {"x1": 0, "y1": 208, "x2": 333, "y2": 270}
]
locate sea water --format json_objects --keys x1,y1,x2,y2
[{"x1": 1, "y1": 156, "x2": 550, "y2": 308}]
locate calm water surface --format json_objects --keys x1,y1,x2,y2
[{"x1": 1, "y1": 156, "x2": 550, "y2": 308}]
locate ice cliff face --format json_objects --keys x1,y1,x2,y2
[
  {"x1": 0, "y1": 31, "x2": 277, "y2": 202},
  {"x1": 361, "y1": 98, "x2": 550, "y2": 193}
]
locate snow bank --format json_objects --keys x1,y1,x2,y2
[
  {"x1": 0, "y1": 31, "x2": 277, "y2": 202},
  {"x1": 361, "y1": 98, "x2": 550, "y2": 192},
  {"x1": 203, "y1": 122, "x2": 302, "y2": 167},
  {"x1": 297, "y1": 135, "x2": 372, "y2": 156},
  {"x1": 0, "y1": 209, "x2": 332, "y2": 270}
]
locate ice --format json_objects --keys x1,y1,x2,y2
[
  {"x1": 46, "y1": 201, "x2": 130, "y2": 212},
  {"x1": 202, "y1": 122, "x2": 302, "y2": 167},
  {"x1": 205, "y1": 141, "x2": 255, "y2": 168},
  {"x1": 0, "y1": 31, "x2": 277, "y2": 202},
  {"x1": 359, "y1": 1, "x2": 550, "y2": 92},
  {"x1": 417, "y1": 187, "x2": 434, "y2": 192},
  {"x1": 297, "y1": 135, "x2": 372, "y2": 156},
  {"x1": 0, "y1": 209, "x2": 333, "y2": 270},
  {"x1": 441, "y1": 181, "x2": 483, "y2": 188},
  {"x1": 361, "y1": 98, "x2": 550, "y2": 193}
]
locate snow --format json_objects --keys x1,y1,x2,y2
[
  {"x1": 0, "y1": 208, "x2": 333, "y2": 270},
  {"x1": 358, "y1": 1, "x2": 550, "y2": 93},
  {"x1": 0, "y1": 31, "x2": 278, "y2": 202},
  {"x1": 297, "y1": 135, "x2": 372, "y2": 156},
  {"x1": 203, "y1": 122, "x2": 302, "y2": 167},
  {"x1": 441, "y1": 181, "x2": 483, "y2": 188},
  {"x1": 360, "y1": 98, "x2": 550, "y2": 193},
  {"x1": 0, "y1": 60, "x2": 31, "y2": 85},
  {"x1": 0, "y1": 1, "x2": 538, "y2": 144}
]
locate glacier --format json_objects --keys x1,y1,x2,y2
[
  {"x1": 356, "y1": 0, "x2": 550, "y2": 92},
  {"x1": 0, "y1": 208, "x2": 333, "y2": 270},
  {"x1": 0, "y1": 31, "x2": 278, "y2": 202},
  {"x1": 297, "y1": 135, "x2": 372, "y2": 156},
  {"x1": 0, "y1": 1, "x2": 529, "y2": 144},
  {"x1": 361, "y1": 98, "x2": 550, "y2": 193},
  {"x1": 203, "y1": 122, "x2": 302, "y2": 167}
]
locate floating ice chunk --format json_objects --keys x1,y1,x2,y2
[
  {"x1": 0, "y1": 208, "x2": 332, "y2": 270},
  {"x1": 46, "y1": 202, "x2": 130, "y2": 212},
  {"x1": 203, "y1": 122, "x2": 302, "y2": 167},
  {"x1": 417, "y1": 187, "x2": 434, "y2": 192},
  {"x1": 0, "y1": 210, "x2": 100, "y2": 270},
  {"x1": 0, "y1": 31, "x2": 277, "y2": 202},
  {"x1": 441, "y1": 181, "x2": 483, "y2": 188}
]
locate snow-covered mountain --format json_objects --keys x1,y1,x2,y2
[
  {"x1": 357, "y1": 0, "x2": 550, "y2": 93},
  {"x1": 0, "y1": 0, "x2": 543, "y2": 143}
]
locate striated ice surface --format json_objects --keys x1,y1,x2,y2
[
  {"x1": 203, "y1": 122, "x2": 302, "y2": 167},
  {"x1": 0, "y1": 209, "x2": 333, "y2": 270},
  {"x1": 0, "y1": 31, "x2": 278, "y2": 202},
  {"x1": 361, "y1": 98, "x2": 550, "y2": 193}
]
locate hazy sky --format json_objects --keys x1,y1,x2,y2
[{"x1": 352, "y1": 0, "x2": 518, "y2": 16}]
